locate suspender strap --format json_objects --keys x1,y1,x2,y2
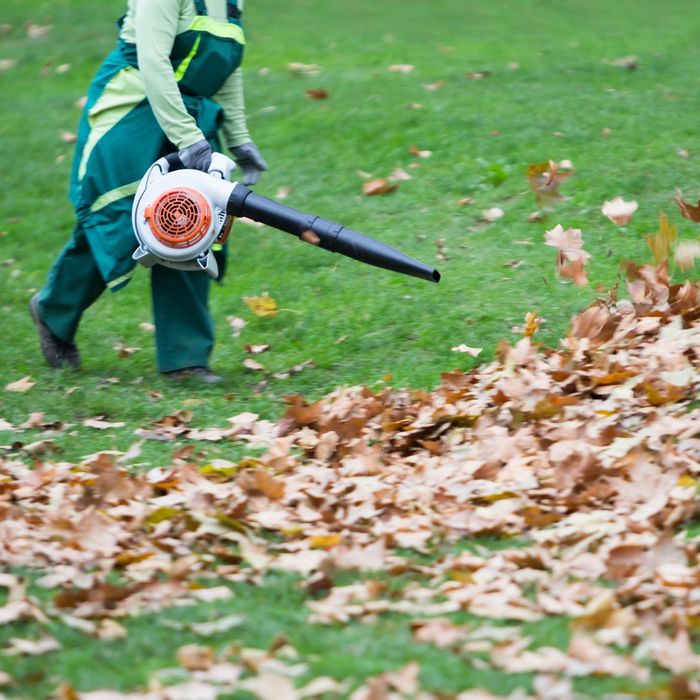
[
  {"x1": 227, "y1": 1, "x2": 241, "y2": 19},
  {"x1": 193, "y1": 0, "x2": 208, "y2": 16}
]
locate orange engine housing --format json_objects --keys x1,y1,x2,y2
[{"x1": 144, "y1": 187, "x2": 212, "y2": 249}]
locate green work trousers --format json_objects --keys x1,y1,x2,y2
[{"x1": 38, "y1": 222, "x2": 214, "y2": 373}]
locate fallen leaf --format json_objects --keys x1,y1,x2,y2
[
  {"x1": 287, "y1": 62, "x2": 321, "y2": 77},
  {"x1": 83, "y1": 418, "x2": 126, "y2": 430},
  {"x1": 451, "y1": 344, "x2": 483, "y2": 357},
  {"x1": 189, "y1": 614, "x2": 245, "y2": 636},
  {"x1": 362, "y1": 178, "x2": 398, "y2": 196},
  {"x1": 408, "y1": 145, "x2": 432, "y2": 158},
  {"x1": 113, "y1": 343, "x2": 141, "y2": 358},
  {"x1": 244, "y1": 294, "x2": 278, "y2": 318},
  {"x1": 388, "y1": 64, "x2": 414, "y2": 72},
  {"x1": 527, "y1": 160, "x2": 573, "y2": 205},
  {"x1": 646, "y1": 211, "x2": 677, "y2": 263},
  {"x1": 227, "y1": 316, "x2": 247, "y2": 336},
  {"x1": 675, "y1": 188, "x2": 700, "y2": 222},
  {"x1": 245, "y1": 344, "x2": 271, "y2": 355},
  {"x1": 465, "y1": 70, "x2": 491, "y2": 79},
  {"x1": 26, "y1": 23, "x2": 52, "y2": 39},
  {"x1": 604, "y1": 54, "x2": 639, "y2": 70},
  {"x1": 602, "y1": 196, "x2": 638, "y2": 225},
  {"x1": 2, "y1": 635, "x2": 61, "y2": 656},
  {"x1": 523, "y1": 311, "x2": 542, "y2": 337},
  {"x1": 176, "y1": 644, "x2": 214, "y2": 671},
  {"x1": 480, "y1": 207, "x2": 504, "y2": 222},
  {"x1": 0, "y1": 59, "x2": 18, "y2": 71},
  {"x1": 390, "y1": 167, "x2": 412, "y2": 182},
  {"x1": 5, "y1": 376, "x2": 35, "y2": 393},
  {"x1": 674, "y1": 241, "x2": 700, "y2": 271},
  {"x1": 544, "y1": 225, "x2": 590, "y2": 263},
  {"x1": 243, "y1": 358, "x2": 266, "y2": 371},
  {"x1": 304, "y1": 88, "x2": 329, "y2": 99}
]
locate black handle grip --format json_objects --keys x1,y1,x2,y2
[{"x1": 165, "y1": 152, "x2": 185, "y2": 171}]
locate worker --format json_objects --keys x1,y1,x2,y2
[{"x1": 30, "y1": 0, "x2": 266, "y2": 384}]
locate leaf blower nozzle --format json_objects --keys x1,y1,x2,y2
[{"x1": 227, "y1": 185, "x2": 441, "y2": 283}]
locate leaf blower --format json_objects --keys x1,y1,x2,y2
[{"x1": 131, "y1": 152, "x2": 441, "y2": 283}]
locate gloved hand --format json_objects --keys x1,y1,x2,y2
[
  {"x1": 231, "y1": 142, "x2": 267, "y2": 186},
  {"x1": 178, "y1": 138, "x2": 212, "y2": 172}
]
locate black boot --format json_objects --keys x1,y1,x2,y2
[{"x1": 29, "y1": 293, "x2": 81, "y2": 369}]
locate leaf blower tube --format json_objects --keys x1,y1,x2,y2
[{"x1": 227, "y1": 185, "x2": 441, "y2": 284}]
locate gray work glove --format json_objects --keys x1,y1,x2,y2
[
  {"x1": 178, "y1": 138, "x2": 212, "y2": 172},
  {"x1": 231, "y1": 141, "x2": 267, "y2": 186}
]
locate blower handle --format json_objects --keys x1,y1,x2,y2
[{"x1": 164, "y1": 152, "x2": 185, "y2": 171}]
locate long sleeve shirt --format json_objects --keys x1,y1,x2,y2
[{"x1": 119, "y1": 0, "x2": 250, "y2": 149}]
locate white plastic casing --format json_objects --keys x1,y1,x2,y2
[{"x1": 131, "y1": 153, "x2": 237, "y2": 278}]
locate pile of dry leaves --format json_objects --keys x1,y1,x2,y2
[{"x1": 2, "y1": 261, "x2": 700, "y2": 699}]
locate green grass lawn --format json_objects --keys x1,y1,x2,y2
[{"x1": 1, "y1": 0, "x2": 700, "y2": 697}]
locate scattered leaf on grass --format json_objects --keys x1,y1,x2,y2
[
  {"x1": 82, "y1": 418, "x2": 126, "y2": 430},
  {"x1": 113, "y1": 343, "x2": 141, "y2": 358},
  {"x1": 408, "y1": 145, "x2": 432, "y2": 158},
  {"x1": 451, "y1": 344, "x2": 483, "y2": 357},
  {"x1": 26, "y1": 23, "x2": 52, "y2": 39},
  {"x1": 527, "y1": 160, "x2": 573, "y2": 206},
  {"x1": 465, "y1": 70, "x2": 491, "y2": 79},
  {"x1": 287, "y1": 62, "x2": 321, "y2": 77},
  {"x1": 5, "y1": 376, "x2": 34, "y2": 393},
  {"x1": 602, "y1": 196, "x2": 638, "y2": 225},
  {"x1": 227, "y1": 316, "x2": 246, "y2": 336},
  {"x1": 388, "y1": 64, "x2": 414, "y2": 72},
  {"x1": 480, "y1": 207, "x2": 504, "y2": 222},
  {"x1": 674, "y1": 241, "x2": 700, "y2": 271},
  {"x1": 545, "y1": 225, "x2": 590, "y2": 286},
  {"x1": 0, "y1": 59, "x2": 18, "y2": 71},
  {"x1": 523, "y1": 311, "x2": 542, "y2": 337},
  {"x1": 60, "y1": 130, "x2": 77, "y2": 143},
  {"x1": 245, "y1": 344, "x2": 270, "y2": 355},
  {"x1": 362, "y1": 178, "x2": 397, "y2": 196},
  {"x1": 244, "y1": 294, "x2": 277, "y2": 318},
  {"x1": 544, "y1": 225, "x2": 590, "y2": 263},
  {"x1": 604, "y1": 54, "x2": 639, "y2": 70},
  {"x1": 390, "y1": 167, "x2": 412, "y2": 181},
  {"x1": 304, "y1": 88, "x2": 328, "y2": 99},
  {"x1": 243, "y1": 358, "x2": 266, "y2": 372},
  {"x1": 646, "y1": 211, "x2": 677, "y2": 263},
  {"x1": 675, "y1": 188, "x2": 700, "y2": 222},
  {"x1": 189, "y1": 614, "x2": 245, "y2": 636},
  {"x1": 176, "y1": 644, "x2": 214, "y2": 671},
  {"x1": 2, "y1": 635, "x2": 61, "y2": 656}
]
